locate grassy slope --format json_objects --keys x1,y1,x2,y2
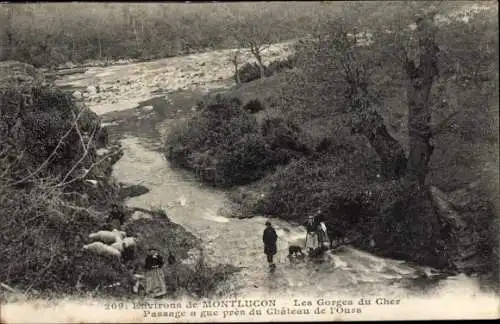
[
  {"x1": 158, "y1": 3, "x2": 498, "y2": 279},
  {"x1": 0, "y1": 66, "x2": 236, "y2": 301},
  {"x1": 191, "y1": 58, "x2": 498, "y2": 274}
]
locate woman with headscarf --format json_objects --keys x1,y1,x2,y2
[{"x1": 144, "y1": 248, "x2": 167, "y2": 298}]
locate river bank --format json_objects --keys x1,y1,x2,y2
[
  {"x1": 46, "y1": 36, "x2": 497, "y2": 298},
  {"x1": 0, "y1": 60, "x2": 237, "y2": 303},
  {"x1": 1, "y1": 39, "x2": 498, "y2": 323}
]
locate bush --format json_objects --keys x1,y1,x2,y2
[
  {"x1": 165, "y1": 95, "x2": 308, "y2": 187},
  {"x1": 0, "y1": 67, "x2": 127, "y2": 295},
  {"x1": 0, "y1": 70, "x2": 106, "y2": 184},
  {"x1": 266, "y1": 55, "x2": 297, "y2": 74},
  {"x1": 235, "y1": 56, "x2": 297, "y2": 84},
  {"x1": 242, "y1": 99, "x2": 265, "y2": 113},
  {"x1": 0, "y1": 178, "x2": 118, "y2": 294},
  {"x1": 236, "y1": 62, "x2": 268, "y2": 84},
  {"x1": 258, "y1": 137, "x2": 382, "y2": 220}
]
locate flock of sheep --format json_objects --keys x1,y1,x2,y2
[{"x1": 83, "y1": 229, "x2": 137, "y2": 259}]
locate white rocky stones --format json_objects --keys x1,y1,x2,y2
[
  {"x1": 85, "y1": 179, "x2": 99, "y2": 187},
  {"x1": 72, "y1": 90, "x2": 82, "y2": 100},
  {"x1": 87, "y1": 85, "x2": 97, "y2": 95},
  {"x1": 131, "y1": 211, "x2": 153, "y2": 221},
  {"x1": 178, "y1": 197, "x2": 187, "y2": 206}
]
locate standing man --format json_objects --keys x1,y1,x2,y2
[{"x1": 263, "y1": 221, "x2": 278, "y2": 271}]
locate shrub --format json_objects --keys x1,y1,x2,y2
[
  {"x1": 236, "y1": 56, "x2": 297, "y2": 84},
  {"x1": 0, "y1": 178, "x2": 116, "y2": 294},
  {"x1": 261, "y1": 116, "x2": 310, "y2": 156},
  {"x1": 0, "y1": 3, "x2": 340, "y2": 68},
  {"x1": 165, "y1": 95, "x2": 268, "y2": 186},
  {"x1": 236, "y1": 62, "x2": 269, "y2": 84},
  {"x1": 266, "y1": 55, "x2": 296, "y2": 74},
  {"x1": 0, "y1": 79, "x2": 106, "y2": 184},
  {"x1": 258, "y1": 138, "x2": 382, "y2": 221},
  {"x1": 242, "y1": 99, "x2": 265, "y2": 113},
  {"x1": 165, "y1": 95, "x2": 309, "y2": 187}
]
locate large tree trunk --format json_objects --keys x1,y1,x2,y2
[
  {"x1": 352, "y1": 109, "x2": 407, "y2": 179},
  {"x1": 404, "y1": 17, "x2": 439, "y2": 185},
  {"x1": 354, "y1": 17, "x2": 438, "y2": 183},
  {"x1": 406, "y1": 18, "x2": 484, "y2": 273},
  {"x1": 350, "y1": 16, "x2": 479, "y2": 274},
  {"x1": 428, "y1": 186, "x2": 480, "y2": 272}
]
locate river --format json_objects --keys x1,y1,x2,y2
[
  {"x1": 1, "y1": 30, "x2": 498, "y2": 324},
  {"x1": 47, "y1": 41, "x2": 498, "y2": 302}
]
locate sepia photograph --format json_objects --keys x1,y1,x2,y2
[{"x1": 0, "y1": 1, "x2": 498, "y2": 322}]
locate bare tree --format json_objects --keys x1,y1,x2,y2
[
  {"x1": 231, "y1": 9, "x2": 280, "y2": 79},
  {"x1": 231, "y1": 50, "x2": 242, "y2": 84}
]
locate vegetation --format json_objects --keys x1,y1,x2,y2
[
  {"x1": 235, "y1": 55, "x2": 297, "y2": 84},
  {"x1": 275, "y1": 1, "x2": 498, "y2": 279},
  {"x1": 1, "y1": 1, "x2": 498, "y2": 298},
  {"x1": 122, "y1": 209, "x2": 238, "y2": 299},
  {"x1": 0, "y1": 2, "x2": 341, "y2": 68},
  {"x1": 165, "y1": 94, "x2": 309, "y2": 187},
  {"x1": 165, "y1": 1, "x2": 499, "y2": 283},
  {"x1": 0, "y1": 65, "x2": 123, "y2": 296},
  {"x1": 0, "y1": 62, "x2": 235, "y2": 300}
]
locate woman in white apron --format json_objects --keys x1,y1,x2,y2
[{"x1": 144, "y1": 248, "x2": 167, "y2": 298}]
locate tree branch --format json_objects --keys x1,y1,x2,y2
[
  {"x1": 50, "y1": 147, "x2": 122, "y2": 190},
  {"x1": 430, "y1": 111, "x2": 459, "y2": 137},
  {"x1": 58, "y1": 111, "x2": 98, "y2": 185},
  {"x1": 9, "y1": 108, "x2": 86, "y2": 186}
]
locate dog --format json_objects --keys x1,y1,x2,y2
[{"x1": 288, "y1": 245, "x2": 306, "y2": 261}]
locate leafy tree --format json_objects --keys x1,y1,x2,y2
[{"x1": 285, "y1": 0, "x2": 498, "y2": 272}]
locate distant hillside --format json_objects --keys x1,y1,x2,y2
[{"x1": 0, "y1": 2, "x2": 343, "y2": 68}]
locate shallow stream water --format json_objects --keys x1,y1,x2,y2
[{"x1": 56, "y1": 41, "x2": 496, "y2": 300}]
